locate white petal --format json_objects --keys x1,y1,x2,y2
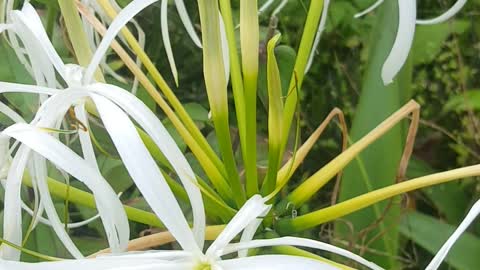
[
  {"x1": 238, "y1": 204, "x2": 271, "y2": 257},
  {"x1": 220, "y1": 237, "x2": 383, "y2": 270},
  {"x1": 3, "y1": 123, "x2": 130, "y2": 254},
  {"x1": 426, "y1": 199, "x2": 480, "y2": 270},
  {"x1": 0, "y1": 257, "x2": 191, "y2": 270},
  {"x1": 161, "y1": 0, "x2": 179, "y2": 86},
  {"x1": 381, "y1": 0, "x2": 416, "y2": 85},
  {"x1": 259, "y1": 0, "x2": 275, "y2": 14},
  {"x1": 305, "y1": 0, "x2": 331, "y2": 74},
  {"x1": 90, "y1": 93, "x2": 201, "y2": 254},
  {"x1": 354, "y1": 0, "x2": 385, "y2": 18},
  {"x1": 206, "y1": 195, "x2": 270, "y2": 257},
  {"x1": 174, "y1": 0, "x2": 202, "y2": 48},
  {"x1": 88, "y1": 83, "x2": 205, "y2": 250},
  {"x1": 29, "y1": 153, "x2": 84, "y2": 258},
  {"x1": 84, "y1": 0, "x2": 158, "y2": 84},
  {"x1": 0, "y1": 101, "x2": 25, "y2": 123},
  {"x1": 218, "y1": 255, "x2": 339, "y2": 270},
  {"x1": 0, "y1": 81, "x2": 59, "y2": 95},
  {"x1": 272, "y1": 0, "x2": 289, "y2": 16},
  {"x1": 0, "y1": 145, "x2": 30, "y2": 260},
  {"x1": 417, "y1": 0, "x2": 467, "y2": 25},
  {"x1": 12, "y1": 3, "x2": 66, "y2": 82}
]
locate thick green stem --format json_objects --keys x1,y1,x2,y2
[{"x1": 276, "y1": 164, "x2": 480, "y2": 234}]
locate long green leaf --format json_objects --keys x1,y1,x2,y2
[
  {"x1": 334, "y1": 1, "x2": 412, "y2": 268},
  {"x1": 400, "y1": 211, "x2": 480, "y2": 270},
  {"x1": 240, "y1": 0, "x2": 259, "y2": 197},
  {"x1": 197, "y1": 0, "x2": 245, "y2": 207}
]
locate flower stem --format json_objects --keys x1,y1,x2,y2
[{"x1": 276, "y1": 164, "x2": 480, "y2": 234}]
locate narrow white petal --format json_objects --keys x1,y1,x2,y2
[
  {"x1": 220, "y1": 237, "x2": 383, "y2": 270},
  {"x1": 218, "y1": 255, "x2": 339, "y2": 270},
  {"x1": 174, "y1": 0, "x2": 202, "y2": 48},
  {"x1": 12, "y1": 3, "x2": 66, "y2": 81},
  {"x1": 0, "y1": 145, "x2": 30, "y2": 260},
  {"x1": 381, "y1": 0, "x2": 416, "y2": 85},
  {"x1": 426, "y1": 199, "x2": 480, "y2": 270},
  {"x1": 91, "y1": 93, "x2": 201, "y2": 254},
  {"x1": 259, "y1": 0, "x2": 275, "y2": 14},
  {"x1": 417, "y1": 0, "x2": 467, "y2": 25},
  {"x1": 84, "y1": 0, "x2": 158, "y2": 84},
  {"x1": 0, "y1": 101, "x2": 25, "y2": 123},
  {"x1": 30, "y1": 153, "x2": 84, "y2": 258},
  {"x1": 89, "y1": 83, "x2": 205, "y2": 250},
  {"x1": 354, "y1": 0, "x2": 385, "y2": 18},
  {"x1": 0, "y1": 81, "x2": 59, "y2": 95},
  {"x1": 74, "y1": 104, "x2": 98, "y2": 170},
  {"x1": 161, "y1": 0, "x2": 179, "y2": 86},
  {"x1": 206, "y1": 195, "x2": 270, "y2": 257},
  {"x1": 305, "y1": 0, "x2": 331, "y2": 74},
  {"x1": 3, "y1": 123, "x2": 130, "y2": 254},
  {"x1": 238, "y1": 204, "x2": 271, "y2": 257},
  {"x1": 272, "y1": 0, "x2": 289, "y2": 16}
]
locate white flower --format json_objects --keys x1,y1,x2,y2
[
  {"x1": 0, "y1": 194, "x2": 384, "y2": 270},
  {"x1": 0, "y1": 0, "x2": 203, "y2": 261},
  {"x1": 355, "y1": 0, "x2": 468, "y2": 84}
]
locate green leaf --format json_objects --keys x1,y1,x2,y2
[
  {"x1": 400, "y1": 211, "x2": 480, "y2": 270},
  {"x1": 335, "y1": 1, "x2": 412, "y2": 268}
]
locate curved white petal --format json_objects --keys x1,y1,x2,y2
[
  {"x1": 90, "y1": 93, "x2": 201, "y2": 254},
  {"x1": 88, "y1": 83, "x2": 205, "y2": 250},
  {"x1": 426, "y1": 199, "x2": 480, "y2": 270},
  {"x1": 11, "y1": 3, "x2": 66, "y2": 82},
  {"x1": 3, "y1": 123, "x2": 129, "y2": 254},
  {"x1": 206, "y1": 195, "x2": 270, "y2": 257},
  {"x1": 0, "y1": 145, "x2": 30, "y2": 260},
  {"x1": 417, "y1": 0, "x2": 467, "y2": 25},
  {"x1": 0, "y1": 101, "x2": 25, "y2": 123},
  {"x1": 220, "y1": 237, "x2": 383, "y2": 270},
  {"x1": 354, "y1": 0, "x2": 385, "y2": 18},
  {"x1": 30, "y1": 153, "x2": 84, "y2": 258},
  {"x1": 174, "y1": 0, "x2": 202, "y2": 48},
  {"x1": 238, "y1": 203, "x2": 271, "y2": 257},
  {"x1": 305, "y1": 0, "x2": 331, "y2": 74},
  {"x1": 161, "y1": 0, "x2": 179, "y2": 86},
  {"x1": 218, "y1": 255, "x2": 339, "y2": 270},
  {"x1": 84, "y1": 0, "x2": 158, "y2": 84},
  {"x1": 381, "y1": 0, "x2": 416, "y2": 85}
]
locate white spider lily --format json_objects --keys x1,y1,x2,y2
[
  {"x1": 0, "y1": 195, "x2": 384, "y2": 270},
  {"x1": 0, "y1": 0, "x2": 203, "y2": 260},
  {"x1": 355, "y1": 0, "x2": 468, "y2": 84}
]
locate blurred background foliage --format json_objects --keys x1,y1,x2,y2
[{"x1": 1, "y1": 0, "x2": 479, "y2": 269}]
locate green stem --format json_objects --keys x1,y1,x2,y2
[
  {"x1": 276, "y1": 164, "x2": 480, "y2": 234},
  {"x1": 280, "y1": 0, "x2": 324, "y2": 160},
  {"x1": 58, "y1": 0, "x2": 104, "y2": 82}
]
